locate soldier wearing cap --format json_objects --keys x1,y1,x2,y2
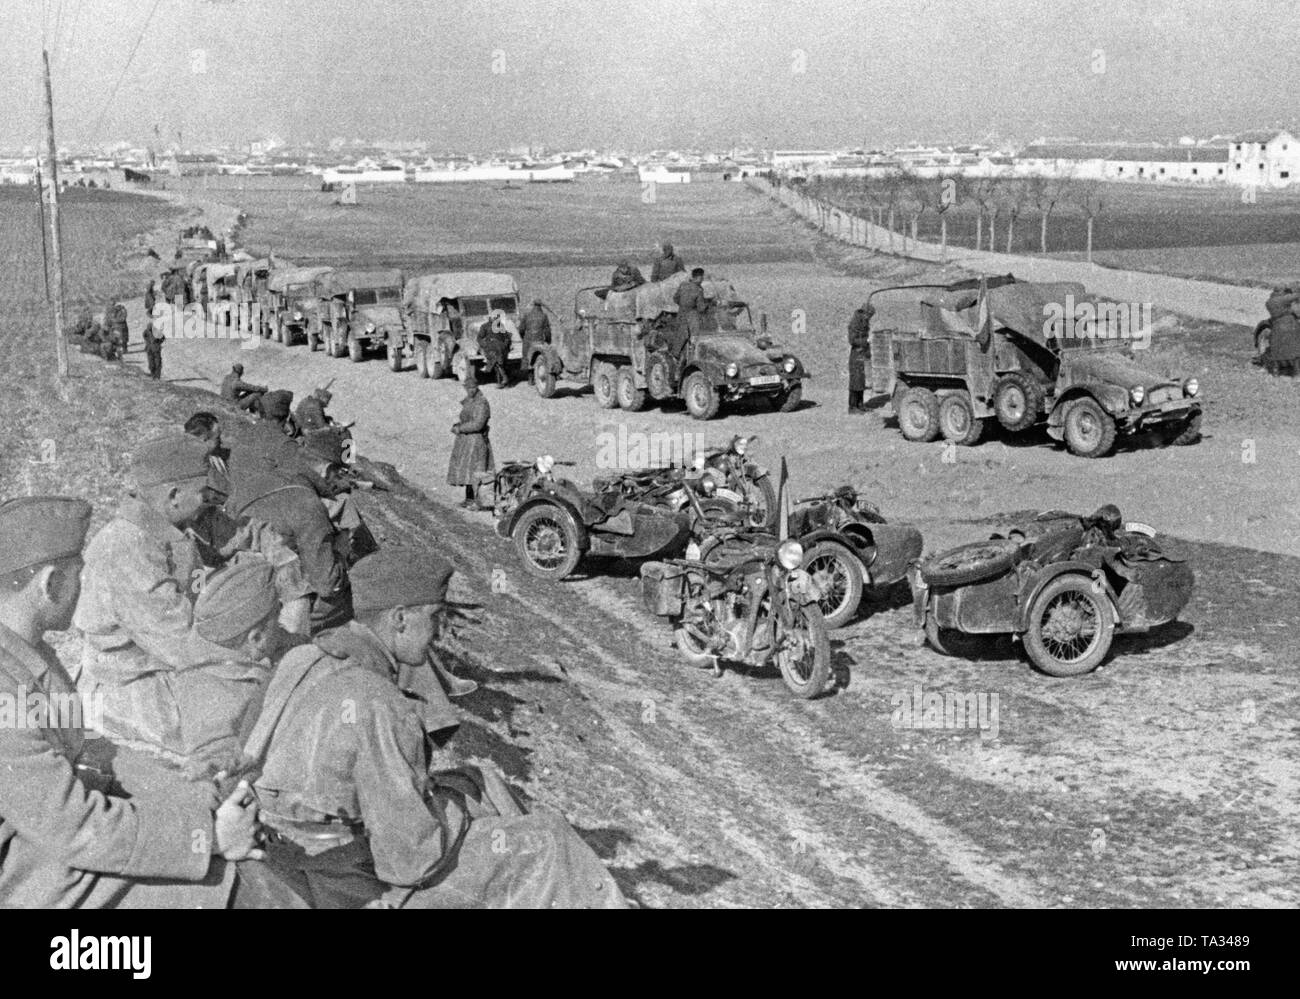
[
  {"x1": 0, "y1": 496, "x2": 268, "y2": 908},
  {"x1": 75, "y1": 434, "x2": 311, "y2": 749},
  {"x1": 220, "y1": 363, "x2": 267, "y2": 412},
  {"x1": 295, "y1": 386, "x2": 337, "y2": 433},
  {"x1": 248, "y1": 550, "x2": 624, "y2": 909}
]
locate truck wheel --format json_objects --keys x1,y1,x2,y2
[
  {"x1": 430, "y1": 351, "x2": 448, "y2": 379},
  {"x1": 1023, "y1": 574, "x2": 1115, "y2": 677},
  {"x1": 939, "y1": 391, "x2": 987, "y2": 446},
  {"x1": 1063, "y1": 397, "x2": 1116, "y2": 458},
  {"x1": 278, "y1": 321, "x2": 290, "y2": 346},
  {"x1": 920, "y1": 539, "x2": 1019, "y2": 587},
  {"x1": 534, "y1": 356, "x2": 557, "y2": 398},
  {"x1": 307, "y1": 329, "x2": 318, "y2": 352},
  {"x1": 683, "y1": 372, "x2": 720, "y2": 420},
  {"x1": 329, "y1": 328, "x2": 345, "y2": 357},
  {"x1": 1254, "y1": 319, "x2": 1272, "y2": 358},
  {"x1": 897, "y1": 387, "x2": 941, "y2": 442},
  {"x1": 647, "y1": 355, "x2": 674, "y2": 400},
  {"x1": 415, "y1": 344, "x2": 430, "y2": 378},
  {"x1": 592, "y1": 363, "x2": 619, "y2": 408},
  {"x1": 513, "y1": 505, "x2": 582, "y2": 580},
  {"x1": 802, "y1": 541, "x2": 864, "y2": 630},
  {"x1": 616, "y1": 367, "x2": 647, "y2": 411},
  {"x1": 776, "y1": 383, "x2": 803, "y2": 413},
  {"x1": 993, "y1": 372, "x2": 1042, "y2": 432},
  {"x1": 387, "y1": 342, "x2": 402, "y2": 372},
  {"x1": 348, "y1": 338, "x2": 364, "y2": 363}
]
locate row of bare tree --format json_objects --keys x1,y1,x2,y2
[{"x1": 770, "y1": 167, "x2": 1108, "y2": 261}]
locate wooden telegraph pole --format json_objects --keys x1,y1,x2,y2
[{"x1": 41, "y1": 48, "x2": 69, "y2": 379}]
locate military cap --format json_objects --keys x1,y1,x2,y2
[
  {"x1": 132, "y1": 434, "x2": 217, "y2": 488},
  {"x1": 193, "y1": 559, "x2": 279, "y2": 645},
  {"x1": 232, "y1": 363, "x2": 244, "y2": 374},
  {"x1": 302, "y1": 427, "x2": 345, "y2": 466},
  {"x1": 0, "y1": 496, "x2": 92, "y2": 575},
  {"x1": 260, "y1": 389, "x2": 294, "y2": 419},
  {"x1": 351, "y1": 550, "x2": 453, "y2": 613}
]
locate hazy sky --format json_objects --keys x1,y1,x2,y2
[{"x1": 4, "y1": 0, "x2": 1299, "y2": 151}]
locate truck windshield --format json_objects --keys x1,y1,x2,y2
[{"x1": 352, "y1": 288, "x2": 401, "y2": 306}]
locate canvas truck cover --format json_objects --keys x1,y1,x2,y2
[
  {"x1": 403, "y1": 272, "x2": 519, "y2": 312},
  {"x1": 630, "y1": 273, "x2": 740, "y2": 321},
  {"x1": 321, "y1": 269, "x2": 406, "y2": 297},
  {"x1": 234, "y1": 258, "x2": 272, "y2": 283},
  {"x1": 267, "y1": 265, "x2": 334, "y2": 293},
  {"x1": 870, "y1": 279, "x2": 1089, "y2": 348}
]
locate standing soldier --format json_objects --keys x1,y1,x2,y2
[
  {"x1": 106, "y1": 301, "x2": 130, "y2": 357},
  {"x1": 475, "y1": 311, "x2": 514, "y2": 388},
  {"x1": 144, "y1": 279, "x2": 157, "y2": 318},
  {"x1": 143, "y1": 318, "x2": 165, "y2": 380},
  {"x1": 447, "y1": 371, "x2": 493, "y2": 508},
  {"x1": 0, "y1": 496, "x2": 271, "y2": 908},
  {"x1": 847, "y1": 301, "x2": 875, "y2": 413},
  {"x1": 650, "y1": 240, "x2": 686, "y2": 283},
  {"x1": 667, "y1": 267, "x2": 708, "y2": 378},
  {"x1": 248, "y1": 550, "x2": 626, "y2": 909},
  {"x1": 520, "y1": 299, "x2": 551, "y2": 376}
]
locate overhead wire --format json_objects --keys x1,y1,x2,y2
[{"x1": 87, "y1": 0, "x2": 164, "y2": 145}]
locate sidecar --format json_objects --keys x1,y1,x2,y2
[
  {"x1": 912, "y1": 507, "x2": 1194, "y2": 677},
  {"x1": 495, "y1": 465, "x2": 691, "y2": 580}
]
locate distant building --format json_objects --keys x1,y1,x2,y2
[
  {"x1": 1227, "y1": 131, "x2": 1299, "y2": 188},
  {"x1": 770, "y1": 150, "x2": 839, "y2": 169},
  {"x1": 638, "y1": 164, "x2": 691, "y2": 184}
]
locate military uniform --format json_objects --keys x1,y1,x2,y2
[
  {"x1": 847, "y1": 304, "x2": 875, "y2": 411},
  {"x1": 520, "y1": 302, "x2": 551, "y2": 365},
  {"x1": 669, "y1": 276, "x2": 708, "y2": 363},
  {"x1": 447, "y1": 381, "x2": 493, "y2": 490},
  {"x1": 650, "y1": 243, "x2": 686, "y2": 283},
  {"x1": 249, "y1": 552, "x2": 624, "y2": 909},
  {"x1": 220, "y1": 368, "x2": 267, "y2": 411},
  {"x1": 143, "y1": 322, "x2": 164, "y2": 380}
]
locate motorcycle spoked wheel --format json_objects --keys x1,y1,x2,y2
[
  {"x1": 770, "y1": 602, "x2": 833, "y2": 698},
  {"x1": 673, "y1": 591, "x2": 729, "y2": 673},
  {"x1": 738, "y1": 474, "x2": 777, "y2": 529}
]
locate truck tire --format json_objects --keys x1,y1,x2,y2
[
  {"x1": 1254, "y1": 319, "x2": 1272, "y2": 358},
  {"x1": 532, "y1": 356, "x2": 556, "y2": 398},
  {"x1": 307, "y1": 328, "x2": 319, "y2": 352},
  {"x1": 415, "y1": 343, "x2": 430, "y2": 378},
  {"x1": 647, "y1": 355, "x2": 674, "y2": 400},
  {"x1": 993, "y1": 372, "x2": 1042, "y2": 432},
  {"x1": 616, "y1": 367, "x2": 646, "y2": 411},
  {"x1": 387, "y1": 342, "x2": 402, "y2": 372},
  {"x1": 348, "y1": 338, "x2": 364, "y2": 363},
  {"x1": 1023, "y1": 574, "x2": 1115, "y2": 677},
  {"x1": 897, "y1": 386, "x2": 941, "y2": 442},
  {"x1": 430, "y1": 350, "x2": 448, "y2": 379},
  {"x1": 1063, "y1": 397, "x2": 1116, "y2": 458},
  {"x1": 920, "y1": 539, "x2": 1019, "y2": 587},
  {"x1": 683, "y1": 372, "x2": 720, "y2": 420},
  {"x1": 278, "y1": 321, "x2": 290, "y2": 346},
  {"x1": 776, "y1": 383, "x2": 803, "y2": 413},
  {"x1": 939, "y1": 391, "x2": 987, "y2": 446},
  {"x1": 592, "y1": 363, "x2": 619, "y2": 408}
]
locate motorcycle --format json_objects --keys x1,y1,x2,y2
[
  {"x1": 699, "y1": 435, "x2": 777, "y2": 530},
  {"x1": 639, "y1": 536, "x2": 833, "y2": 698}
]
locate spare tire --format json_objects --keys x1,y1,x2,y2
[
  {"x1": 920, "y1": 538, "x2": 1020, "y2": 587},
  {"x1": 993, "y1": 372, "x2": 1043, "y2": 432}
]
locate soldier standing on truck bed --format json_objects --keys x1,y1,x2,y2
[
  {"x1": 667, "y1": 267, "x2": 708, "y2": 379},
  {"x1": 847, "y1": 302, "x2": 875, "y2": 414},
  {"x1": 651, "y1": 241, "x2": 686, "y2": 283}
]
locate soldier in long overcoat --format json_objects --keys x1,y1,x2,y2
[
  {"x1": 847, "y1": 302, "x2": 875, "y2": 412},
  {"x1": 447, "y1": 373, "x2": 493, "y2": 508},
  {"x1": 1265, "y1": 286, "x2": 1300, "y2": 376}
]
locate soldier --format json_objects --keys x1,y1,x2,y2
[
  {"x1": 666, "y1": 267, "x2": 708, "y2": 377},
  {"x1": 476, "y1": 311, "x2": 513, "y2": 388},
  {"x1": 74, "y1": 434, "x2": 311, "y2": 749},
  {"x1": 183, "y1": 411, "x2": 231, "y2": 478},
  {"x1": 248, "y1": 550, "x2": 625, "y2": 909},
  {"x1": 650, "y1": 240, "x2": 686, "y2": 283},
  {"x1": 220, "y1": 363, "x2": 268, "y2": 412},
  {"x1": 162, "y1": 267, "x2": 187, "y2": 308},
  {"x1": 520, "y1": 299, "x2": 552, "y2": 372},
  {"x1": 254, "y1": 388, "x2": 297, "y2": 437},
  {"x1": 144, "y1": 279, "x2": 157, "y2": 317},
  {"x1": 143, "y1": 317, "x2": 165, "y2": 380},
  {"x1": 448, "y1": 371, "x2": 493, "y2": 508},
  {"x1": 295, "y1": 385, "x2": 337, "y2": 433},
  {"x1": 847, "y1": 302, "x2": 875, "y2": 414},
  {"x1": 608, "y1": 260, "x2": 646, "y2": 292},
  {"x1": 0, "y1": 496, "x2": 269, "y2": 908},
  {"x1": 105, "y1": 301, "x2": 129, "y2": 356}
]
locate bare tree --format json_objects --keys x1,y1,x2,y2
[
  {"x1": 877, "y1": 168, "x2": 905, "y2": 254},
  {"x1": 999, "y1": 179, "x2": 1030, "y2": 253},
  {"x1": 1029, "y1": 166, "x2": 1075, "y2": 253},
  {"x1": 969, "y1": 175, "x2": 1000, "y2": 252},
  {"x1": 896, "y1": 170, "x2": 928, "y2": 254},
  {"x1": 934, "y1": 172, "x2": 959, "y2": 262},
  {"x1": 1071, "y1": 178, "x2": 1106, "y2": 262}
]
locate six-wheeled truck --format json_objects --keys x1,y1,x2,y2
[
  {"x1": 870, "y1": 278, "x2": 1203, "y2": 458},
  {"x1": 400, "y1": 272, "x2": 522, "y2": 378},
  {"x1": 264, "y1": 265, "x2": 333, "y2": 346},
  {"x1": 316, "y1": 268, "x2": 406, "y2": 364},
  {"x1": 532, "y1": 272, "x2": 806, "y2": 420}
]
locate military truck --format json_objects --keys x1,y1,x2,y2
[
  {"x1": 870, "y1": 277, "x2": 1202, "y2": 458},
  {"x1": 400, "y1": 272, "x2": 522, "y2": 378},
  {"x1": 532, "y1": 272, "x2": 805, "y2": 420},
  {"x1": 316, "y1": 269, "x2": 406, "y2": 364},
  {"x1": 264, "y1": 265, "x2": 333, "y2": 346}
]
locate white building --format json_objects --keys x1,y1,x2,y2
[
  {"x1": 770, "y1": 150, "x2": 838, "y2": 170},
  {"x1": 1227, "y1": 131, "x2": 1299, "y2": 188}
]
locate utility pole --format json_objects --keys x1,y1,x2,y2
[{"x1": 41, "y1": 49, "x2": 68, "y2": 379}]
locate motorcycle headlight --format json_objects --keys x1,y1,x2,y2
[
  {"x1": 777, "y1": 539, "x2": 804, "y2": 571},
  {"x1": 536, "y1": 454, "x2": 555, "y2": 475},
  {"x1": 293, "y1": 311, "x2": 303, "y2": 321},
  {"x1": 1129, "y1": 385, "x2": 1145, "y2": 405},
  {"x1": 725, "y1": 363, "x2": 739, "y2": 379},
  {"x1": 783, "y1": 357, "x2": 797, "y2": 373},
  {"x1": 365, "y1": 322, "x2": 376, "y2": 334},
  {"x1": 700, "y1": 471, "x2": 719, "y2": 493},
  {"x1": 685, "y1": 541, "x2": 701, "y2": 561},
  {"x1": 733, "y1": 436, "x2": 747, "y2": 457},
  {"x1": 1183, "y1": 377, "x2": 1199, "y2": 397}
]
